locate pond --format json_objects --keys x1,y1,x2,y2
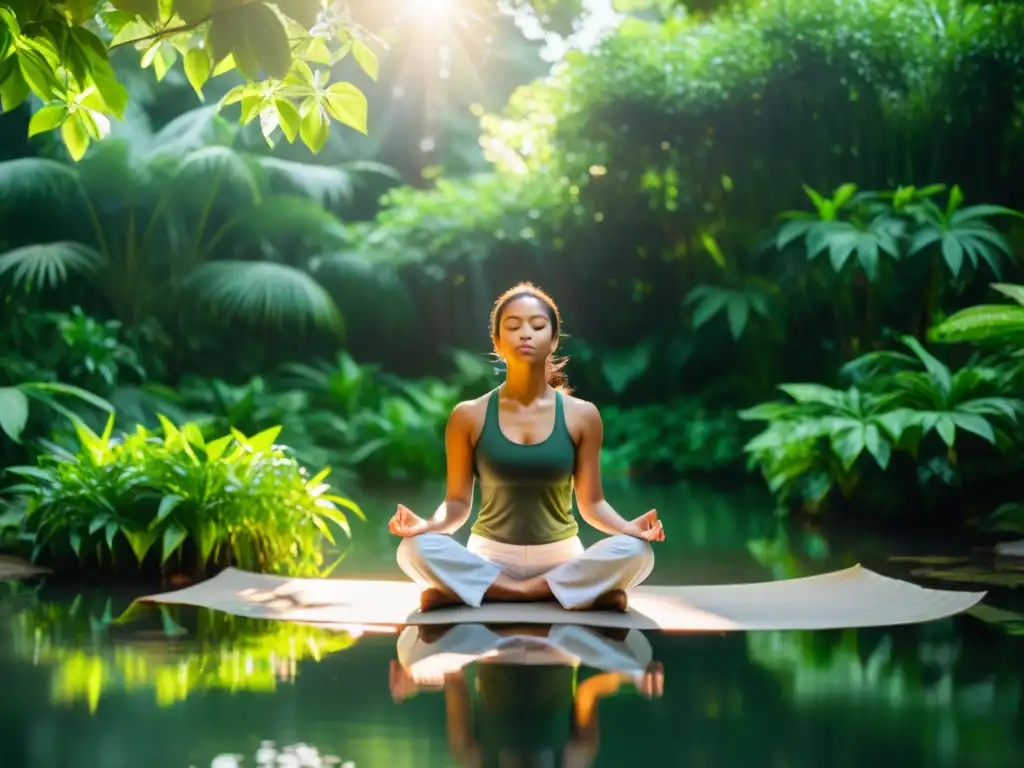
[{"x1": 1, "y1": 481, "x2": 1022, "y2": 768}]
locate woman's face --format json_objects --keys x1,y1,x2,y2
[{"x1": 494, "y1": 295, "x2": 557, "y2": 364}]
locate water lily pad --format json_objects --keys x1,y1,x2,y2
[
  {"x1": 910, "y1": 567, "x2": 1024, "y2": 588},
  {"x1": 889, "y1": 555, "x2": 970, "y2": 565},
  {"x1": 967, "y1": 604, "x2": 1024, "y2": 635}
]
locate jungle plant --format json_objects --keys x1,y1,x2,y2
[
  {"x1": 0, "y1": 306, "x2": 118, "y2": 472},
  {"x1": 0, "y1": 378, "x2": 113, "y2": 444},
  {"x1": 739, "y1": 384, "x2": 899, "y2": 511},
  {"x1": 110, "y1": 349, "x2": 494, "y2": 485},
  {"x1": 0, "y1": 106, "x2": 400, "y2": 336},
  {"x1": 741, "y1": 336, "x2": 1024, "y2": 512},
  {"x1": 600, "y1": 396, "x2": 745, "y2": 479},
  {"x1": 0, "y1": 1, "x2": 377, "y2": 159},
  {"x1": 930, "y1": 283, "x2": 1024, "y2": 347},
  {"x1": 929, "y1": 283, "x2": 1024, "y2": 533},
  {"x1": 1, "y1": 414, "x2": 362, "y2": 576}
]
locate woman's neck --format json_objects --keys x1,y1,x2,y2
[{"x1": 501, "y1": 365, "x2": 549, "y2": 405}]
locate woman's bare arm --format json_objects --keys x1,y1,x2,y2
[
  {"x1": 572, "y1": 401, "x2": 633, "y2": 536},
  {"x1": 426, "y1": 401, "x2": 477, "y2": 534},
  {"x1": 444, "y1": 672, "x2": 481, "y2": 767}
]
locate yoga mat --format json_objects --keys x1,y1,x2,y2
[{"x1": 134, "y1": 565, "x2": 986, "y2": 632}]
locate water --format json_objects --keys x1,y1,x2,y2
[{"x1": 1, "y1": 482, "x2": 1021, "y2": 768}]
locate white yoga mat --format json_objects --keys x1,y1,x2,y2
[{"x1": 135, "y1": 565, "x2": 986, "y2": 632}]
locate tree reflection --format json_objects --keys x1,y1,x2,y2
[{"x1": 6, "y1": 594, "x2": 359, "y2": 711}]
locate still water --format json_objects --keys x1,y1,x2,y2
[{"x1": 0, "y1": 482, "x2": 1021, "y2": 768}]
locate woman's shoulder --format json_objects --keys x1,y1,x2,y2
[
  {"x1": 449, "y1": 390, "x2": 495, "y2": 426},
  {"x1": 561, "y1": 392, "x2": 600, "y2": 416},
  {"x1": 560, "y1": 392, "x2": 601, "y2": 435}
]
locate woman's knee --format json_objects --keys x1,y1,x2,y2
[
  {"x1": 397, "y1": 532, "x2": 449, "y2": 568},
  {"x1": 608, "y1": 534, "x2": 655, "y2": 567}
]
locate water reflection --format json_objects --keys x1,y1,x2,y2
[
  {"x1": 4, "y1": 592, "x2": 359, "y2": 709},
  {"x1": 390, "y1": 623, "x2": 665, "y2": 767}
]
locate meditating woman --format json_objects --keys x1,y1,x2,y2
[
  {"x1": 388, "y1": 282, "x2": 665, "y2": 613},
  {"x1": 389, "y1": 623, "x2": 665, "y2": 767}
]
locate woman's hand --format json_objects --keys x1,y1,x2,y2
[
  {"x1": 622, "y1": 509, "x2": 665, "y2": 542},
  {"x1": 388, "y1": 504, "x2": 435, "y2": 538},
  {"x1": 632, "y1": 661, "x2": 665, "y2": 699},
  {"x1": 389, "y1": 660, "x2": 420, "y2": 702}
]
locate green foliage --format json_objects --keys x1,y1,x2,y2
[
  {"x1": 341, "y1": 0, "x2": 1024, "y2": 402},
  {"x1": 348, "y1": 172, "x2": 579, "y2": 268},
  {"x1": 777, "y1": 183, "x2": 1021, "y2": 281},
  {"x1": 930, "y1": 283, "x2": 1024, "y2": 345},
  {"x1": 929, "y1": 283, "x2": 1024, "y2": 533},
  {"x1": 1, "y1": 414, "x2": 361, "y2": 576},
  {"x1": 121, "y1": 349, "x2": 496, "y2": 484},
  {"x1": 741, "y1": 336, "x2": 1024, "y2": 511},
  {"x1": 0, "y1": 306, "x2": 122, "y2": 450},
  {"x1": 600, "y1": 397, "x2": 746, "y2": 479},
  {"x1": 0, "y1": 380, "x2": 112, "y2": 443},
  {"x1": 0, "y1": 107, "x2": 397, "y2": 333},
  {"x1": 0, "y1": 0, "x2": 377, "y2": 159},
  {"x1": 685, "y1": 284, "x2": 771, "y2": 340}
]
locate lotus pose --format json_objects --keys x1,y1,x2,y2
[
  {"x1": 388, "y1": 282, "x2": 665, "y2": 613},
  {"x1": 389, "y1": 623, "x2": 665, "y2": 767}
]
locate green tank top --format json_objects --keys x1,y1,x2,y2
[
  {"x1": 472, "y1": 663, "x2": 577, "y2": 759},
  {"x1": 470, "y1": 389, "x2": 579, "y2": 545}
]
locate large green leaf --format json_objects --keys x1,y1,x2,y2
[
  {"x1": 0, "y1": 387, "x2": 30, "y2": 442},
  {"x1": 929, "y1": 305, "x2": 1024, "y2": 344},
  {"x1": 0, "y1": 242, "x2": 105, "y2": 289},
  {"x1": 183, "y1": 260, "x2": 343, "y2": 331}
]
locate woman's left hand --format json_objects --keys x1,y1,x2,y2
[
  {"x1": 623, "y1": 509, "x2": 665, "y2": 542},
  {"x1": 632, "y1": 662, "x2": 665, "y2": 699}
]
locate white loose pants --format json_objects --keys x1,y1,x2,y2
[
  {"x1": 396, "y1": 532, "x2": 654, "y2": 609},
  {"x1": 396, "y1": 623, "x2": 654, "y2": 687}
]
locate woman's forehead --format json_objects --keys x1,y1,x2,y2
[{"x1": 501, "y1": 295, "x2": 549, "y2": 319}]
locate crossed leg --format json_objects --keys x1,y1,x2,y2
[
  {"x1": 395, "y1": 623, "x2": 655, "y2": 689},
  {"x1": 396, "y1": 533, "x2": 654, "y2": 611}
]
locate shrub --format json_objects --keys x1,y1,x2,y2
[
  {"x1": 2, "y1": 415, "x2": 361, "y2": 578},
  {"x1": 600, "y1": 398, "x2": 747, "y2": 479},
  {"x1": 740, "y1": 337, "x2": 1024, "y2": 513}
]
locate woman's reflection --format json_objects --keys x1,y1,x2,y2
[{"x1": 389, "y1": 624, "x2": 664, "y2": 767}]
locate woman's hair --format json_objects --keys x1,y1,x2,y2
[{"x1": 490, "y1": 282, "x2": 572, "y2": 393}]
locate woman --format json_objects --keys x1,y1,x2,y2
[
  {"x1": 389, "y1": 282, "x2": 665, "y2": 613},
  {"x1": 389, "y1": 623, "x2": 665, "y2": 767}
]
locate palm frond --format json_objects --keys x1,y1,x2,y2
[
  {"x1": 183, "y1": 261, "x2": 342, "y2": 332},
  {"x1": 342, "y1": 160, "x2": 403, "y2": 182},
  {"x1": 173, "y1": 146, "x2": 262, "y2": 205},
  {"x1": 106, "y1": 97, "x2": 156, "y2": 146},
  {"x1": 311, "y1": 251, "x2": 413, "y2": 338},
  {"x1": 256, "y1": 157, "x2": 356, "y2": 206},
  {"x1": 0, "y1": 159, "x2": 82, "y2": 214},
  {"x1": 75, "y1": 137, "x2": 162, "y2": 203},
  {"x1": 0, "y1": 242, "x2": 106, "y2": 289},
  {"x1": 145, "y1": 106, "x2": 237, "y2": 159},
  {"x1": 237, "y1": 195, "x2": 349, "y2": 246}
]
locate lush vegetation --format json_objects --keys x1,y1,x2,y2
[
  {"x1": 3, "y1": 0, "x2": 1024, "y2": 580},
  {"x1": 2, "y1": 416, "x2": 361, "y2": 578}
]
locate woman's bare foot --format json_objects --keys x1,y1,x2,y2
[
  {"x1": 589, "y1": 589, "x2": 628, "y2": 612},
  {"x1": 417, "y1": 625, "x2": 455, "y2": 643},
  {"x1": 420, "y1": 587, "x2": 463, "y2": 612}
]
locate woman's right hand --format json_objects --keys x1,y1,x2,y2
[{"x1": 388, "y1": 504, "x2": 434, "y2": 537}]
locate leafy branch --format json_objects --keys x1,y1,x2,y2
[{"x1": 0, "y1": 0, "x2": 381, "y2": 159}]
